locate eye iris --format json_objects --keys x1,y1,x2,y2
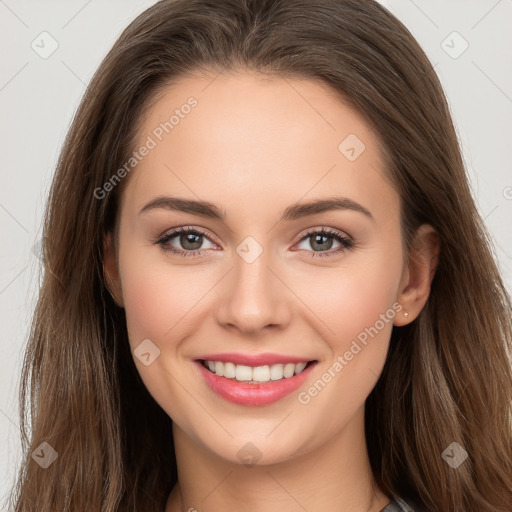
[
  {"x1": 311, "y1": 233, "x2": 333, "y2": 251},
  {"x1": 181, "y1": 232, "x2": 202, "y2": 250}
]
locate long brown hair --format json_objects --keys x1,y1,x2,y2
[{"x1": 8, "y1": 1, "x2": 512, "y2": 510}]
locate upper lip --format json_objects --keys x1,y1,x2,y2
[{"x1": 196, "y1": 353, "x2": 316, "y2": 366}]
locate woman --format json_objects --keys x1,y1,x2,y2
[{"x1": 8, "y1": 1, "x2": 512, "y2": 511}]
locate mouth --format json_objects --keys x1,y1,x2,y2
[
  {"x1": 199, "y1": 359, "x2": 316, "y2": 383},
  {"x1": 194, "y1": 357, "x2": 318, "y2": 406}
]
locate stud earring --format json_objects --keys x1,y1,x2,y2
[{"x1": 403, "y1": 310, "x2": 409, "y2": 318}]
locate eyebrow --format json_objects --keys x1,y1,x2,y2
[{"x1": 139, "y1": 195, "x2": 374, "y2": 222}]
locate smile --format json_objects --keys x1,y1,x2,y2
[{"x1": 195, "y1": 357, "x2": 318, "y2": 406}]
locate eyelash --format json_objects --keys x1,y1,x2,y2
[{"x1": 155, "y1": 226, "x2": 355, "y2": 259}]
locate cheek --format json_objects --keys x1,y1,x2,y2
[
  {"x1": 292, "y1": 254, "x2": 402, "y2": 349},
  {"x1": 119, "y1": 245, "x2": 214, "y2": 348},
  {"x1": 289, "y1": 251, "x2": 402, "y2": 408},
  {"x1": 117, "y1": 246, "x2": 213, "y2": 422},
  {"x1": 122, "y1": 270, "x2": 175, "y2": 348}
]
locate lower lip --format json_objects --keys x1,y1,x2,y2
[{"x1": 195, "y1": 360, "x2": 317, "y2": 406}]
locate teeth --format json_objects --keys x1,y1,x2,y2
[
  {"x1": 214, "y1": 361, "x2": 224, "y2": 377},
  {"x1": 224, "y1": 362, "x2": 236, "y2": 378},
  {"x1": 235, "y1": 364, "x2": 253, "y2": 381},
  {"x1": 270, "y1": 364, "x2": 284, "y2": 380},
  {"x1": 283, "y1": 363, "x2": 295, "y2": 378},
  {"x1": 202, "y1": 360, "x2": 310, "y2": 382},
  {"x1": 252, "y1": 365, "x2": 270, "y2": 381},
  {"x1": 294, "y1": 362, "x2": 307, "y2": 374}
]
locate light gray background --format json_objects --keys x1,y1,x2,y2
[{"x1": 1, "y1": 0, "x2": 511, "y2": 508}]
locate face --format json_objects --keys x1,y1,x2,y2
[{"x1": 106, "y1": 70, "x2": 414, "y2": 465}]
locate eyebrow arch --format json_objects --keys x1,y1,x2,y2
[{"x1": 139, "y1": 195, "x2": 374, "y2": 222}]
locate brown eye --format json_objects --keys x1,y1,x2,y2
[
  {"x1": 178, "y1": 232, "x2": 203, "y2": 250},
  {"x1": 157, "y1": 227, "x2": 216, "y2": 257},
  {"x1": 295, "y1": 228, "x2": 354, "y2": 258}
]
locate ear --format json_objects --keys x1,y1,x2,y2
[
  {"x1": 103, "y1": 231, "x2": 124, "y2": 308},
  {"x1": 394, "y1": 224, "x2": 440, "y2": 326}
]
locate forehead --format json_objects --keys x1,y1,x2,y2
[{"x1": 122, "y1": 70, "x2": 398, "y2": 224}]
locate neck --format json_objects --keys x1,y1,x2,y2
[{"x1": 165, "y1": 406, "x2": 391, "y2": 512}]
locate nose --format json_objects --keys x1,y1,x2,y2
[{"x1": 215, "y1": 247, "x2": 291, "y2": 335}]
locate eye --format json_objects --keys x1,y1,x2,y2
[
  {"x1": 156, "y1": 226, "x2": 216, "y2": 258},
  {"x1": 294, "y1": 227, "x2": 354, "y2": 258}
]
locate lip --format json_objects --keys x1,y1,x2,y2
[
  {"x1": 195, "y1": 359, "x2": 318, "y2": 407},
  {"x1": 196, "y1": 352, "x2": 313, "y2": 366}
]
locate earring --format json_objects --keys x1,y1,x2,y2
[{"x1": 403, "y1": 310, "x2": 409, "y2": 318}]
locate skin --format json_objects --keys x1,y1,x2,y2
[{"x1": 104, "y1": 70, "x2": 439, "y2": 512}]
